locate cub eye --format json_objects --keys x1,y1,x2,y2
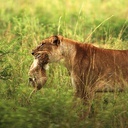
[{"x1": 41, "y1": 43, "x2": 45, "y2": 46}]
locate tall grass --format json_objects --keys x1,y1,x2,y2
[{"x1": 0, "y1": 0, "x2": 128, "y2": 127}]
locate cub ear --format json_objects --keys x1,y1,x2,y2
[{"x1": 52, "y1": 36, "x2": 60, "y2": 46}]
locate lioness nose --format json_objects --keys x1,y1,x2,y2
[{"x1": 31, "y1": 51, "x2": 34, "y2": 55}]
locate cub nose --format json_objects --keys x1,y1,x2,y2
[{"x1": 29, "y1": 77, "x2": 33, "y2": 82}]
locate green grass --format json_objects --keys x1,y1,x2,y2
[{"x1": 0, "y1": 0, "x2": 128, "y2": 127}]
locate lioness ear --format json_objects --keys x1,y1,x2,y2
[{"x1": 52, "y1": 36, "x2": 60, "y2": 46}]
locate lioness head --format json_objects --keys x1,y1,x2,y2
[
  {"x1": 31, "y1": 35, "x2": 65, "y2": 63},
  {"x1": 28, "y1": 52, "x2": 49, "y2": 90}
]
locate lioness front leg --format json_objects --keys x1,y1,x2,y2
[{"x1": 72, "y1": 77, "x2": 95, "y2": 118}]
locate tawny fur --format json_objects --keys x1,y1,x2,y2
[{"x1": 31, "y1": 35, "x2": 128, "y2": 101}]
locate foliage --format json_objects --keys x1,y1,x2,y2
[{"x1": 0, "y1": 0, "x2": 128, "y2": 127}]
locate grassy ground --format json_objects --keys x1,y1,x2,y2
[{"x1": 0, "y1": 0, "x2": 128, "y2": 127}]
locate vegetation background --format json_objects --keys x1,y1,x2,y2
[{"x1": 0, "y1": 0, "x2": 128, "y2": 127}]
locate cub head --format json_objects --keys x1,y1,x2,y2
[
  {"x1": 31, "y1": 35, "x2": 64, "y2": 63},
  {"x1": 28, "y1": 51, "x2": 49, "y2": 90}
]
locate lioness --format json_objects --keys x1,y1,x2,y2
[
  {"x1": 31, "y1": 35, "x2": 128, "y2": 101},
  {"x1": 29, "y1": 52, "x2": 49, "y2": 90}
]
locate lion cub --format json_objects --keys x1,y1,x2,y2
[{"x1": 29, "y1": 52, "x2": 49, "y2": 90}]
